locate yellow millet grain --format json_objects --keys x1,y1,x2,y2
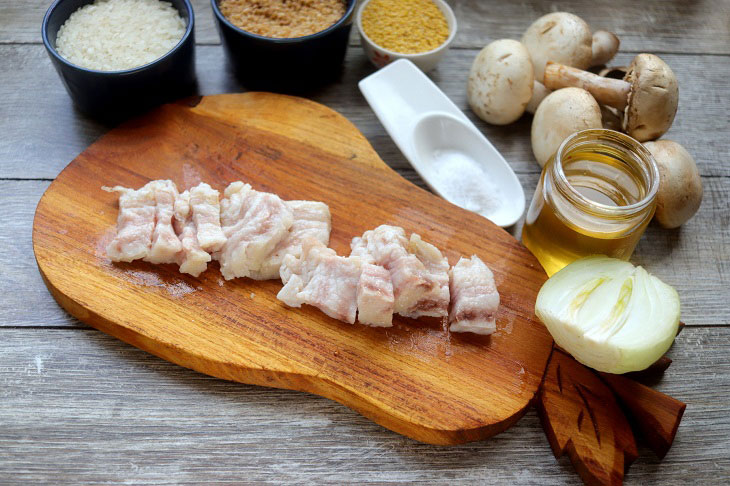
[{"x1": 361, "y1": 0, "x2": 449, "y2": 54}]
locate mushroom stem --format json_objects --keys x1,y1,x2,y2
[
  {"x1": 526, "y1": 80, "x2": 550, "y2": 114},
  {"x1": 543, "y1": 62, "x2": 631, "y2": 110},
  {"x1": 591, "y1": 30, "x2": 620, "y2": 66}
]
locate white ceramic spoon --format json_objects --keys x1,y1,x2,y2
[{"x1": 358, "y1": 59, "x2": 525, "y2": 227}]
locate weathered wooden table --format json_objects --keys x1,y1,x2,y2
[{"x1": 2, "y1": 1, "x2": 729, "y2": 483}]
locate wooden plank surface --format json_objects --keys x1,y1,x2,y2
[
  {"x1": 2, "y1": 0, "x2": 729, "y2": 53},
  {"x1": 1, "y1": 327, "x2": 728, "y2": 484},
  {"x1": 1, "y1": 47, "x2": 729, "y2": 180},
  {"x1": 0, "y1": 181, "x2": 77, "y2": 327},
  {"x1": 1, "y1": 0, "x2": 729, "y2": 483}
]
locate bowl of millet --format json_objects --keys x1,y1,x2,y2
[
  {"x1": 211, "y1": 0, "x2": 357, "y2": 90},
  {"x1": 357, "y1": 0, "x2": 457, "y2": 72}
]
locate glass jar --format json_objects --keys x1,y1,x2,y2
[{"x1": 522, "y1": 129, "x2": 659, "y2": 276}]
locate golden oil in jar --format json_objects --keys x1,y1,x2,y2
[{"x1": 522, "y1": 129, "x2": 659, "y2": 276}]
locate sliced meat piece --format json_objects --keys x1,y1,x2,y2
[
  {"x1": 173, "y1": 190, "x2": 211, "y2": 277},
  {"x1": 357, "y1": 263, "x2": 394, "y2": 327},
  {"x1": 350, "y1": 236, "x2": 375, "y2": 264},
  {"x1": 145, "y1": 180, "x2": 182, "y2": 264},
  {"x1": 103, "y1": 182, "x2": 157, "y2": 262},
  {"x1": 277, "y1": 254, "x2": 305, "y2": 307},
  {"x1": 250, "y1": 200, "x2": 331, "y2": 280},
  {"x1": 388, "y1": 253, "x2": 438, "y2": 317},
  {"x1": 188, "y1": 182, "x2": 227, "y2": 252},
  {"x1": 278, "y1": 238, "x2": 362, "y2": 324},
  {"x1": 448, "y1": 255, "x2": 500, "y2": 335},
  {"x1": 279, "y1": 251, "x2": 302, "y2": 287},
  {"x1": 215, "y1": 182, "x2": 294, "y2": 280},
  {"x1": 352, "y1": 224, "x2": 409, "y2": 267},
  {"x1": 350, "y1": 225, "x2": 449, "y2": 319},
  {"x1": 407, "y1": 233, "x2": 450, "y2": 317}
]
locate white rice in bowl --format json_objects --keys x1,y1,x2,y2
[{"x1": 56, "y1": 0, "x2": 186, "y2": 71}]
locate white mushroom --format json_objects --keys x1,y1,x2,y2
[
  {"x1": 526, "y1": 80, "x2": 550, "y2": 115},
  {"x1": 531, "y1": 87, "x2": 603, "y2": 167},
  {"x1": 543, "y1": 53, "x2": 679, "y2": 142},
  {"x1": 521, "y1": 12, "x2": 593, "y2": 83},
  {"x1": 644, "y1": 140, "x2": 703, "y2": 228},
  {"x1": 467, "y1": 39, "x2": 535, "y2": 125},
  {"x1": 591, "y1": 30, "x2": 621, "y2": 66}
]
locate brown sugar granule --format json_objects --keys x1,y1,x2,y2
[{"x1": 219, "y1": 0, "x2": 346, "y2": 38}]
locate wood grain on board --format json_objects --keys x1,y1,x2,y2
[
  {"x1": 600, "y1": 372, "x2": 686, "y2": 459},
  {"x1": 537, "y1": 349, "x2": 638, "y2": 486},
  {"x1": 32, "y1": 92, "x2": 554, "y2": 445}
]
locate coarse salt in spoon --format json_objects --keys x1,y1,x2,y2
[{"x1": 358, "y1": 59, "x2": 525, "y2": 227}]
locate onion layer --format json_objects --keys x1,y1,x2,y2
[{"x1": 535, "y1": 256, "x2": 680, "y2": 374}]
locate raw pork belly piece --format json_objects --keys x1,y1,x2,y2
[
  {"x1": 173, "y1": 190, "x2": 211, "y2": 277},
  {"x1": 188, "y1": 182, "x2": 227, "y2": 252},
  {"x1": 408, "y1": 233, "x2": 450, "y2": 312},
  {"x1": 278, "y1": 238, "x2": 363, "y2": 324},
  {"x1": 215, "y1": 182, "x2": 294, "y2": 280},
  {"x1": 357, "y1": 263, "x2": 394, "y2": 327},
  {"x1": 103, "y1": 182, "x2": 158, "y2": 262},
  {"x1": 349, "y1": 236, "x2": 375, "y2": 263},
  {"x1": 145, "y1": 180, "x2": 182, "y2": 264},
  {"x1": 350, "y1": 225, "x2": 450, "y2": 319},
  {"x1": 250, "y1": 200, "x2": 331, "y2": 280},
  {"x1": 448, "y1": 255, "x2": 500, "y2": 335}
]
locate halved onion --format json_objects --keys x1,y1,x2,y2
[{"x1": 535, "y1": 256, "x2": 680, "y2": 374}]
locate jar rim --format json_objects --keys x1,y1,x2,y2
[{"x1": 551, "y1": 129, "x2": 660, "y2": 218}]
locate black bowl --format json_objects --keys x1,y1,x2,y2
[
  {"x1": 42, "y1": 0, "x2": 196, "y2": 121},
  {"x1": 211, "y1": 0, "x2": 356, "y2": 91}
]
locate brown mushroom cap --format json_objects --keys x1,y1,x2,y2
[
  {"x1": 531, "y1": 87, "x2": 603, "y2": 166},
  {"x1": 623, "y1": 54, "x2": 679, "y2": 142},
  {"x1": 644, "y1": 140, "x2": 703, "y2": 228},
  {"x1": 521, "y1": 12, "x2": 593, "y2": 83},
  {"x1": 543, "y1": 53, "x2": 679, "y2": 142}
]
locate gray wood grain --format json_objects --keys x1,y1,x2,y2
[
  {"x1": 2, "y1": 0, "x2": 730, "y2": 483},
  {"x1": 3, "y1": 0, "x2": 730, "y2": 54},
  {"x1": 0, "y1": 327, "x2": 727, "y2": 485},
  {"x1": 450, "y1": 0, "x2": 730, "y2": 54},
  {"x1": 1, "y1": 46, "x2": 729, "y2": 180},
  {"x1": 0, "y1": 181, "x2": 78, "y2": 327}
]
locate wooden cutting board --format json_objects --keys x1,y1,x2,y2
[{"x1": 33, "y1": 92, "x2": 554, "y2": 445}]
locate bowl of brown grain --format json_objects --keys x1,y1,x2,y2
[{"x1": 211, "y1": 0, "x2": 357, "y2": 90}]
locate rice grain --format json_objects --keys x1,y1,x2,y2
[{"x1": 56, "y1": 0, "x2": 186, "y2": 72}]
